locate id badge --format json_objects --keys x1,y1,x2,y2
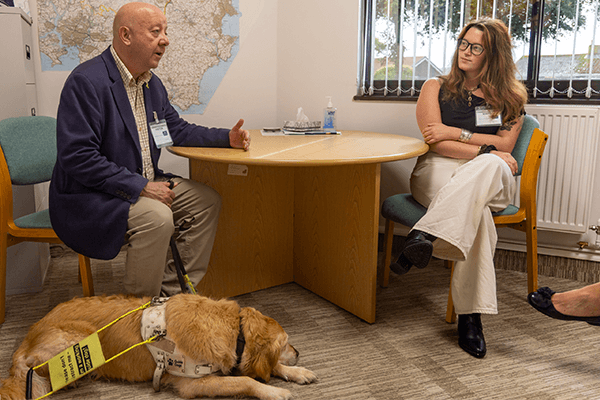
[
  {"x1": 149, "y1": 113, "x2": 173, "y2": 148},
  {"x1": 475, "y1": 106, "x2": 502, "y2": 127}
]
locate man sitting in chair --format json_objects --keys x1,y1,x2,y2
[{"x1": 49, "y1": 2, "x2": 250, "y2": 297}]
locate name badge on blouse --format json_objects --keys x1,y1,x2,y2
[
  {"x1": 149, "y1": 111, "x2": 173, "y2": 148},
  {"x1": 475, "y1": 106, "x2": 502, "y2": 127}
]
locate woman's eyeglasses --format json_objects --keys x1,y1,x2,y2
[{"x1": 457, "y1": 39, "x2": 484, "y2": 56}]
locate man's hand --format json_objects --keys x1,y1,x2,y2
[
  {"x1": 140, "y1": 181, "x2": 177, "y2": 207},
  {"x1": 229, "y1": 118, "x2": 251, "y2": 151}
]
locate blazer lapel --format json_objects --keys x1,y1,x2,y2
[{"x1": 102, "y1": 48, "x2": 142, "y2": 153}]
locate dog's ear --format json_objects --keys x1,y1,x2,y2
[{"x1": 240, "y1": 308, "x2": 288, "y2": 382}]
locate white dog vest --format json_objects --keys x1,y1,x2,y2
[{"x1": 140, "y1": 297, "x2": 218, "y2": 391}]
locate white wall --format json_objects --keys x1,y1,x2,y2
[{"x1": 27, "y1": 0, "x2": 600, "y2": 261}]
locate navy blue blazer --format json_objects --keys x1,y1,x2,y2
[{"x1": 50, "y1": 47, "x2": 230, "y2": 260}]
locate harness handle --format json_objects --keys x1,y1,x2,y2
[
  {"x1": 170, "y1": 237, "x2": 197, "y2": 294},
  {"x1": 26, "y1": 368, "x2": 34, "y2": 400}
]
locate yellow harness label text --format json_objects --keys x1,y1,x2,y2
[{"x1": 48, "y1": 332, "x2": 106, "y2": 391}]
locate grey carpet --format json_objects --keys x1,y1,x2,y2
[{"x1": 2, "y1": 245, "x2": 600, "y2": 399}]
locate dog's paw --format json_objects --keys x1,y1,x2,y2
[
  {"x1": 277, "y1": 365, "x2": 318, "y2": 385},
  {"x1": 291, "y1": 366, "x2": 318, "y2": 385},
  {"x1": 262, "y1": 386, "x2": 293, "y2": 400}
]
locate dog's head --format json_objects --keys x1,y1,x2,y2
[{"x1": 238, "y1": 307, "x2": 299, "y2": 382}]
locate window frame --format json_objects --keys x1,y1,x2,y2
[{"x1": 355, "y1": 0, "x2": 600, "y2": 105}]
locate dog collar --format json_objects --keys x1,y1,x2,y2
[
  {"x1": 235, "y1": 322, "x2": 245, "y2": 368},
  {"x1": 141, "y1": 297, "x2": 218, "y2": 392}
]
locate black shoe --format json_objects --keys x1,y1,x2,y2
[
  {"x1": 528, "y1": 287, "x2": 600, "y2": 326},
  {"x1": 389, "y1": 253, "x2": 413, "y2": 275},
  {"x1": 389, "y1": 230, "x2": 436, "y2": 275},
  {"x1": 458, "y1": 313, "x2": 486, "y2": 358}
]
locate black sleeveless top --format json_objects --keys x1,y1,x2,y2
[{"x1": 438, "y1": 87, "x2": 499, "y2": 135}]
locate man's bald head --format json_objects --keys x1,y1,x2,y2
[
  {"x1": 111, "y1": 2, "x2": 169, "y2": 79},
  {"x1": 112, "y1": 2, "x2": 162, "y2": 40}
]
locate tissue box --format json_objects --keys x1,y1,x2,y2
[{"x1": 283, "y1": 121, "x2": 321, "y2": 132}]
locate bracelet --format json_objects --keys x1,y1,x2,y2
[
  {"x1": 459, "y1": 128, "x2": 473, "y2": 143},
  {"x1": 477, "y1": 144, "x2": 497, "y2": 156}
]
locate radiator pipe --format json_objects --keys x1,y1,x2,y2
[{"x1": 577, "y1": 223, "x2": 600, "y2": 250}]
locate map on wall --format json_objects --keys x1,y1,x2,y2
[{"x1": 37, "y1": 0, "x2": 240, "y2": 114}]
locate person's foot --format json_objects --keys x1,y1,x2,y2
[
  {"x1": 389, "y1": 253, "x2": 412, "y2": 275},
  {"x1": 458, "y1": 313, "x2": 486, "y2": 358},
  {"x1": 528, "y1": 287, "x2": 600, "y2": 326},
  {"x1": 389, "y1": 230, "x2": 436, "y2": 275}
]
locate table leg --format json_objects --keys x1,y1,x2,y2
[
  {"x1": 293, "y1": 164, "x2": 380, "y2": 323},
  {"x1": 189, "y1": 160, "x2": 295, "y2": 298}
]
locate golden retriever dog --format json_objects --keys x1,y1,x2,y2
[{"x1": 0, "y1": 294, "x2": 317, "y2": 399}]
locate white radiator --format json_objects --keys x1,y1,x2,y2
[{"x1": 525, "y1": 105, "x2": 600, "y2": 234}]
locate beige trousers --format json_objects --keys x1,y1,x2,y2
[
  {"x1": 124, "y1": 177, "x2": 221, "y2": 296},
  {"x1": 410, "y1": 152, "x2": 516, "y2": 315}
]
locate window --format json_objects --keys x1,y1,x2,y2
[{"x1": 356, "y1": 0, "x2": 600, "y2": 103}]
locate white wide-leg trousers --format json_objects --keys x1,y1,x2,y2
[{"x1": 410, "y1": 152, "x2": 516, "y2": 315}]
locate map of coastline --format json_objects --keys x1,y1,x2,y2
[{"x1": 37, "y1": 0, "x2": 240, "y2": 114}]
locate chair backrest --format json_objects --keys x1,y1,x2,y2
[
  {"x1": 0, "y1": 116, "x2": 57, "y2": 185},
  {"x1": 517, "y1": 127, "x2": 548, "y2": 209},
  {"x1": 511, "y1": 114, "x2": 540, "y2": 177}
]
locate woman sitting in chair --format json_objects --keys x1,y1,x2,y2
[{"x1": 391, "y1": 18, "x2": 528, "y2": 358}]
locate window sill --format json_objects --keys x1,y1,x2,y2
[
  {"x1": 353, "y1": 95, "x2": 418, "y2": 102},
  {"x1": 353, "y1": 94, "x2": 600, "y2": 106}
]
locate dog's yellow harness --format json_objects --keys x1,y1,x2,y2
[
  {"x1": 141, "y1": 297, "x2": 218, "y2": 391},
  {"x1": 27, "y1": 300, "x2": 162, "y2": 400}
]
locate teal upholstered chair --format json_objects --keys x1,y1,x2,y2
[
  {"x1": 0, "y1": 116, "x2": 93, "y2": 324},
  {"x1": 380, "y1": 114, "x2": 548, "y2": 323}
]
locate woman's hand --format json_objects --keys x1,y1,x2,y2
[
  {"x1": 490, "y1": 151, "x2": 518, "y2": 175},
  {"x1": 421, "y1": 123, "x2": 458, "y2": 144}
]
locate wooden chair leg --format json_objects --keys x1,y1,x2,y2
[
  {"x1": 78, "y1": 254, "x2": 94, "y2": 297},
  {"x1": 0, "y1": 237, "x2": 6, "y2": 325},
  {"x1": 526, "y1": 219, "x2": 538, "y2": 294},
  {"x1": 445, "y1": 260, "x2": 457, "y2": 324},
  {"x1": 380, "y1": 218, "x2": 395, "y2": 288}
]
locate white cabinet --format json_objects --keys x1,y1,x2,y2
[
  {"x1": 1, "y1": 7, "x2": 46, "y2": 295},
  {"x1": 0, "y1": 7, "x2": 37, "y2": 120}
]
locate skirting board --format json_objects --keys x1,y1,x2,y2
[
  {"x1": 494, "y1": 249, "x2": 600, "y2": 285},
  {"x1": 496, "y1": 240, "x2": 600, "y2": 263}
]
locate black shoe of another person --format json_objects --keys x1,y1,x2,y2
[
  {"x1": 389, "y1": 230, "x2": 437, "y2": 275},
  {"x1": 458, "y1": 313, "x2": 486, "y2": 358},
  {"x1": 528, "y1": 287, "x2": 600, "y2": 326}
]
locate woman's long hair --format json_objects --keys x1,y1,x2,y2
[{"x1": 440, "y1": 18, "x2": 528, "y2": 124}]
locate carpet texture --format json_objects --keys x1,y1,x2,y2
[{"x1": 1, "y1": 245, "x2": 600, "y2": 399}]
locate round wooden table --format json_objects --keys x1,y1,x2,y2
[{"x1": 169, "y1": 130, "x2": 428, "y2": 323}]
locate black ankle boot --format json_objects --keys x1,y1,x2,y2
[
  {"x1": 458, "y1": 313, "x2": 486, "y2": 358},
  {"x1": 390, "y1": 230, "x2": 436, "y2": 275}
]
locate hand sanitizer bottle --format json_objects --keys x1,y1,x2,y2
[{"x1": 323, "y1": 96, "x2": 337, "y2": 132}]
